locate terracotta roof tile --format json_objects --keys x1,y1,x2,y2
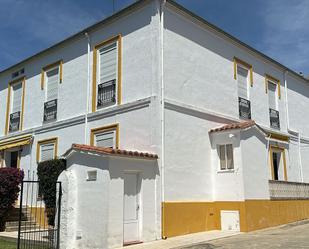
[
  {"x1": 209, "y1": 120, "x2": 256, "y2": 133},
  {"x1": 68, "y1": 144, "x2": 158, "y2": 160}
]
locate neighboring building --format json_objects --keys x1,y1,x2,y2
[{"x1": 1, "y1": 0, "x2": 309, "y2": 248}]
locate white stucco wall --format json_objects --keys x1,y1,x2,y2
[
  {"x1": 163, "y1": 5, "x2": 287, "y2": 132},
  {"x1": 210, "y1": 130, "x2": 245, "y2": 201},
  {"x1": 240, "y1": 128, "x2": 269, "y2": 199},
  {"x1": 60, "y1": 151, "x2": 160, "y2": 249}
]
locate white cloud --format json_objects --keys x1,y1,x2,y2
[{"x1": 258, "y1": 0, "x2": 309, "y2": 73}]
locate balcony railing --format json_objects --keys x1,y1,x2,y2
[
  {"x1": 97, "y1": 79, "x2": 116, "y2": 108},
  {"x1": 238, "y1": 97, "x2": 251, "y2": 120},
  {"x1": 269, "y1": 108, "x2": 280, "y2": 129},
  {"x1": 269, "y1": 180, "x2": 309, "y2": 200},
  {"x1": 9, "y1": 111, "x2": 20, "y2": 132},
  {"x1": 44, "y1": 99, "x2": 57, "y2": 122}
]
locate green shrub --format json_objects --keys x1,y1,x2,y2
[
  {"x1": 37, "y1": 159, "x2": 66, "y2": 226},
  {"x1": 0, "y1": 168, "x2": 24, "y2": 231}
]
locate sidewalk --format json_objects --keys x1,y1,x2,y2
[{"x1": 118, "y1": 230, "x2": 241, "y2": 249}]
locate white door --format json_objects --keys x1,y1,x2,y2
[{"x1": 123, "y1": 173, "x2": 140, "y2": 244}]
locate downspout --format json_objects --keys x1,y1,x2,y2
[
  {"x1": 84, "y1": 33, "x2": 91, "y2": 144},
  {"x1": 284, "y1": 71, "x2": 303, "y2": 182},
  {"x1": 159, "y1": 0, "x2": 166, "y2": 239}
]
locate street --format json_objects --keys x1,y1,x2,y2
[{"x1": 181, "y1": 221, "x2": 309, "y2": 249}]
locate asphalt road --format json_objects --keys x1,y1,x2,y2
[{"x1": 181, "y1": 220, "x2": 309, "y2": 249}]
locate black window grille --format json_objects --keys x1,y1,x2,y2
[
  {"x1": 97, "y1": 79, "x2": 116, "y2": 108},
  {"x1": 9, "y1": 111, "x2": 20, "y2": 132},
  {"x1": 238, "y1": 97, "x2": 251, "y2": 120},
  {"x1": 269, "y1": 108, "x2": 280, "y2": 129},
  {"x1": 44, "y1": 99, "x2": 57, "y2": 122}
]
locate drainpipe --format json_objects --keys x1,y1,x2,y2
[
  {"x1": 84, "y1": 33, "x2": 91, "y2": 144},
  {"x1": 159, "y1": 0, "x2": 166, "y2": 239},
  {"x1": 284, "y1": 71, "x2": 303, "y2": 182}
]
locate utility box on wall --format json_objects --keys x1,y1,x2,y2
[{"x1": 220, "y1": 210, "x2": 240, "y2": 231}]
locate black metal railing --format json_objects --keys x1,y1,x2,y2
[
  {"x1": 17, "y1": 180, "x2": 62, "y2": 249},
  {"x1": 9, "y1": 111, "x2": 21, "y2": 132},
  {"x1": 97, "y1": 79, "x2": 116, "y2": 108},
  {"x1": 269, "y1": 108, "x2": 280, "y2": 129},
  {"x1": 44, "y1": 99, "x2": 57, "y2": 122},
  {"x1": 238, "y1": 97, "x2": 251, "y2": 120}
]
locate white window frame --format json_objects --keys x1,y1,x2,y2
[
  {"x1": 10, "y1": 81, "x2": 23, "y2": 114},
  {"x1": 218, "y1": 144, "x2": 234, "y2": 172},
  {"x1": 96, "y1": 40, "x2": 119, "y2": 108},
  {"x1": 45, "y1": 65, "x2": 60, "y2": 102},
  {"x1": 236, "y1": 64, "x2": 250, "y2": 100},
  {"x1": 267, "y1": 79, "x2": 278, "y2": 111},
  {"x1": 94, "y1": 129, "x2": 116, "y2": 148}
]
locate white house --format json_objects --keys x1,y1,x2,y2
[{"x1": 1, "y1": 0, "x2": 309, "y2": 248}]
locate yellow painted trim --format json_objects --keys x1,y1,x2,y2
[
  {"x1": 41, "y1": 60, "x2": 63, "y2": 90},
  {"x1": 267, "y1": 132, "x2": 289, "y2": 142},
  {"x1": 36, "y1": 137, "x2": 58, "y2": 162},
  {"x1": 269, "y1": 145, "x2": 288, "y2": 181},
  {"x1": 265, "y1": 74, "x2": 281, "y2": 99},
  {"x1": 234, "y1": 57, "x2": 253, "y2": 86},
  {"x1": 17, "y1": 150, "x2": 21, "y2": 169},
  {"x1": 90, "y1": 123, "x2": 119, "y2": 149},
  {"x1": 5, "y1": 76, "x2": 26, "y2": 135},
  {"x1": 92, "y1": 34, "x2": 122, "y2": 112}
]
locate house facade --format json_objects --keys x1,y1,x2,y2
[{"x1": 1, "y1": 0, "x2": 309, "y2": 248}]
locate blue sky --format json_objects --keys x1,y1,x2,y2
[{"x1": 1, "y1": 0, "x2": 309, "y2": 75}]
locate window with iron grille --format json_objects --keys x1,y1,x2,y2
[
  {"x1": 44, "y1": 99, "x2": 57, "y2": 122},
  {"x1": 9, "y1": 82, "x2": 22, "y2": 132},
  {"x1": 268, "y1": 81, "x2": 280, "y2": 129},
  {"x1": 237, "y1": 65, "x2": 251, "y2": 119},
  {"x1": 44, "y1": 67, "x2": 59, "y2": 122},
  {"x1": 97, "y1": 41, "x2": 118, "y2": 109},
  {"x1": 269, "y1": 108, "x2": 280, "y2": 129}
]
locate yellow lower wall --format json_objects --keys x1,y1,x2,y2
[{"x1": 162, "y1": 200, "x2": 309, "y2": 238}]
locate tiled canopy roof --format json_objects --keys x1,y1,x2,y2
[
  {"x1": 66, "y1": 144, "x2": 158, "y2": 160},
  {"x1": 209, "y1": 120, "x2": 256, "y2": 133}
]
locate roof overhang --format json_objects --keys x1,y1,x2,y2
[
  {"x1": 63, "y1": 144, "x2": 158, "y2": 161},
  {"x1": 0, "y1": 134, "x2": 33, "y2": 150}
]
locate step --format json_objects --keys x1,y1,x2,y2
[{"x1": 5, "y1": 225, "x2": 41, "y2": 232}]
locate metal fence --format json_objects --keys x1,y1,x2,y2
[{"x1": 17, "y1": 180, "x2": 62, "y2": 249}]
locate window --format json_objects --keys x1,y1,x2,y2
[
  {"x1": 234, "y1": 58, "x2": 252, "y2": 120},
  {"x1": 266, "y1": 75, "x2": 280, "y2": 129},
  {"x1": 5, "y1": 77, "x2": 25, "y2": 134},
  {"x1": 90, "y1": 124, "x2": 119, "y2": 149},
  {"x1": 41, "y1": 61, "x2": 63, "y2": 122},
  {"x1": 270, "y1": 146, "x2": 287, "y2": 181},
  {"x1": 237, "y1": 66, "x2": 249, "y2": 99},
  {"x1": 218, "y1": 144, "x2": 234, "y2": 171},
  {"x1": 92, "y1": 35, "x2": 121, "y2": 112},
  {"x1": 4, "y1": 150, "x2": 19, "y2": 168},
  {"x1": 233, "y1": 57, "x2": 253, "y2": 86},
  {"x1": 37, "y1": 138, "x2": 58, "y2": 162}
]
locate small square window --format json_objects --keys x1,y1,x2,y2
[{"x1": 87, "y1": 170, "x2": 97, "y2": 181}]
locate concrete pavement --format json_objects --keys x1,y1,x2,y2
[{"x1": 180, "y1": 220, "x2": 309, "y2": 249}]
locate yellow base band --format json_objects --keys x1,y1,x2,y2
[{"x1": 162, "y1": 200, "x2": 309, "y2": 238}]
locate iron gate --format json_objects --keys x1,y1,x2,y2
[{"x1": 17, "y1": 180, "x2": 62, "y2": 249}]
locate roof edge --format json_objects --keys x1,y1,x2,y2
[
  {"x1": 0, "y1": 0, "x2": 150, "y2": 75},
  {"x1": 166, "y1": 0, "x2": 309, "y2": 84}
]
